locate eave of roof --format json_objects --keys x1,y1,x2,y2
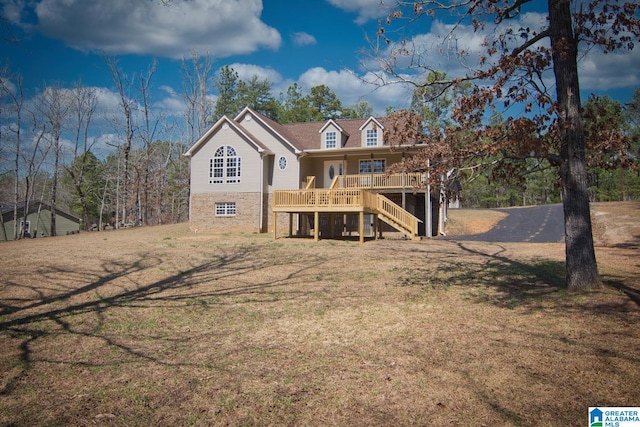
[
  {"x1": 319, "y1": 119, "x2": 345, "y2": 134},
  {"x1": 302, "y1": 143, "x2": 423, "y2": 157},
  {"x1": 359, "y1": 117, "x2": 385, "y2": 131},
  {"x1": 235, "y1": 107, "x2": 303, "y2": 154},
  {"x1": 184, "y1": 115, "x2": 273, "y2": 157}
]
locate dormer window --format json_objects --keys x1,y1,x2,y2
[
  {"x1": 359, "y1": 118, "x2": 384, "y2": 147},
  {"x1": 366, "y1": 129, "x2": 378, "y2": 146},
  {"x1": 325, "y1": 131, "x2": 337, "y2": 149}
]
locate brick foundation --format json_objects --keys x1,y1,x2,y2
[{"x1": 189, "y1": 192, "x2": 294, "y2": 234}]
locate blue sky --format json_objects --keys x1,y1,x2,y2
[{"x1": 2, "y1": 0, "x2": 639, "y2": 131}]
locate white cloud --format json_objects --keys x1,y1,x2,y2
[
  {"x1": 93, "y1": 87, "x2": 123, "y2": 117},
  {"x1": 0, "y1": 76, "x2": 18, "y2": 96},
  {"x1": 155, "y1": 85, "x2": 187, "y2": 117},
  {"x1": 326, "y1": 0, "x2": 392, "y2": 24},
  {"x1": 579, "y1": 48, "x2": 640, "y2": 91},
  {"x1": 364, "y1": 19, "x2": 494, "y2": 83},
  {"x1": 27, "y1": 0, "x2": 281, "y2": 58},
  {"x1": 292, "y1": 32, "x2": 317, "y2": 47},
  {"x1": 298, "y1": 67, "x2": 412, "y2": 114},
  {"x1": 1, "y1": 0, "x2": 26, "y2": 25},
  {"x1": 226, "y1": 63, "x2": 283, "y2": 85}
]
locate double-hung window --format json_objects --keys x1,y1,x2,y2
[
  {"x1": 359, "y1": 159, "x2": 386, "y2": 174},
  {"x1": 365, "y1": 129, "x2": 378, "y2": 146},
  {"x1": 215, "y1": 202, "x2": 236, "y2": 216},
  {"x1": 325, "y1": 131, "x2": 337, "y2": 149},
  {"x1": 210, "y1": 146, "x2": 241, "y2": 184}
]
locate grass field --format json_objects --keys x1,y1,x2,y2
[{"x1": 0, "y1": 202, "x2": 638, "y2": 426}]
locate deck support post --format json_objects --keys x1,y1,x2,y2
[
  {"x1": 329, "y1": 214, "x2": 335, "y2": 237},
  {"x1": 314, "y1": 211, "x2": 319, "y2": 241},
  {"x1": 374, "y1": 214, "x2": 379, "y2": 240},
  {"x1": 289, "y1": 213, "x2": 293, "y2": 237},
  {"x1": 273, "y1": 211, "x2": 277, "y2": 240},
  {"x1": 359, "y1": 211, "x2": 364, "y2": 244}
]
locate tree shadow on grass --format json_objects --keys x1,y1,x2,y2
[
  {"x1": 0, "y1": 242, "x2": 327, "y2": 396},
  {"x1": 393, "y1": 241, "x2": 566, "y2": 307},
  {"x1": 454, "y1": 242, "x2": 567, "y2": 307},
  {"x1": 605, "y1": 279, "x2": 640, "y2": 306},
  {"x1": 390, "y1": 240, "x2": 640, "y2": 425},
  {"x1": 393, "y1": 240, "x2": 639, "y2": 312}
]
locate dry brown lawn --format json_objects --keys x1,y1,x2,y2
[{"x1": 0, "y1": 202, "x2": 638, "y2": 426}]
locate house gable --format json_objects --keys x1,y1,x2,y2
[
  {"x1": 234, "y1": 107, "x2": 303, "y2": 155},
  {"x1": 358, "y1": 117, "x2": 385, "y2": 148},
  {"x1": 184, "y1": 115, "x2": 271, "y2": 158},
  {"x1": 232, "y1": 108, "x2": 303, "y2": 191},
  {"x1": 319, "y1": 120, "x2": 349, "y2": 150},
  {"x1": 185, "y1": 115, "x2": 273, "y2": 195}
]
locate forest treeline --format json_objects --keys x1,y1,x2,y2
[{"x1": 1, "y1": 55, "x2": 639, "y2": 239}]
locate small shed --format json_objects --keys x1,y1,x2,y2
[{"x1": 0, "y1": 202, "x2": 81, "y2": 240}]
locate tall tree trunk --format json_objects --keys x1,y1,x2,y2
[
  {"x1": 549, "y1": 0, "x2": 602, "y2": 291},
  {"x1": 51, "y1": 143, "x2": 59, "y2": 237},
  {"x1": 13, "y1": 127, "x2": 19, "y2": 240}
]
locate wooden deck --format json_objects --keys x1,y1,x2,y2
[{"x1": 273, "y1": 185, "x2": 421, "y2": 243}]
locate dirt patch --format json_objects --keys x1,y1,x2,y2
[
  {"x1": 591, "y1": 201, "x2": 640, "y2": 247},
  {"x1": 0, "y1": 202, "x2": 638, "y2": 426},
  {"x1": 445, "y1": 208, "x2": 508, "y2": 235}
]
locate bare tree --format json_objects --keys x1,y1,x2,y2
[
  {"x1": 64, "y1": 82, "x2": 98, "y2": 229},
  {"x1": 0, "y1": 68, "x2": 23, "y2": 239},
  {"x1": 136, "y1": 59, "x2": 160, "y2": 226},
  {"x1": 181, "y1": 50, "x2": 215, "y2": 143},
  {"x1": 1, "y1": 15, "x2": 19, "y2": 45},
  {"x1": 105, "y1": 56, "x2": 135, "y2": 228},
  {"x1": 1, "y1": 70, "x2": 55, "y2": 239},
  {"x1": 21, "y1": 117, "x2": 51, "y2": 238},
  {"x1": 36, "y1": 84, "x2": 71, "y2": 237}
]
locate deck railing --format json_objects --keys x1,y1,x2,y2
[
  {"x1": 274, "y1": 188, "x2": 376, "y2": 210},
  {"x1": 332, "y1": 172, "x2": 425, "y2": 189}
]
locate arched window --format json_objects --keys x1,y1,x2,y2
[{"x1": 210, "y1": 146, "x2": 241, "y2": 184}]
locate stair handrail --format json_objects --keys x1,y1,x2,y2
[
  {"x1": 376, "y1": 193, "x2": 421, "y2": 236},
  {"x1": 304, "y1": 176, "x2": 316, "y2": 189}
]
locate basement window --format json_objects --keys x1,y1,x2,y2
[{"x1": 215, "y1": 202, "x2": 236, "y2": 217}]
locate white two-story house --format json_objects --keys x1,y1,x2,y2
[{"x1": 185, "y1": 107, "x2": 441, "y2": 242}]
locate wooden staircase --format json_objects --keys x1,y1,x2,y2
[
  {"x1": 331, "y1": 174, "x2": 422, "y2": 239},
  {"x1": 375, "y1": 193, "x2": 421, "y2": 239}
]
